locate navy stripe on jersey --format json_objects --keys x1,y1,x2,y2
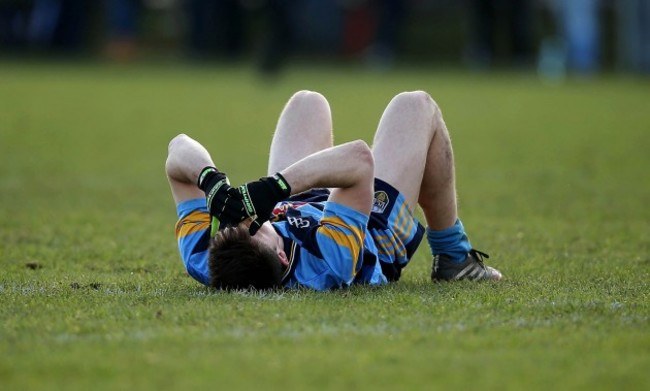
[
  {"x1": 193, "y1": 230, "x2": 210, "y2": 255},
  {"x1": 281, "y1": 240, "x2": 299, "y2": 283},
  {"x1": 285, "y1": 208, "x2": 323, "y2": 258},
  {"x1": 404, "y1": 224, "x2": 425, "y2": 258}
]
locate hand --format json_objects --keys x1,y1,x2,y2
[
  {"x1": 197, "y1": 166, "x2": 247, "y2": 228},
  {"x1": 237, "y1": 173, "x2": 291, "y2": 235}
]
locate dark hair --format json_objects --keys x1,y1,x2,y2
[{"x1": 208, "y1": 226, "x2": 283, "y2": 290}]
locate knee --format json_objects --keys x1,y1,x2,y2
[
  {"x1": 287, "y1": 90, "x2": 329, "y2": 111},
  {"x1": 391, "y1": 90, "x2": 444, "y2": 128},
  {"x1": 391, "y1": 90, "x2": 439, "y2": 112}
]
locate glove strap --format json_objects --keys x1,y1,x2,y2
[
  {"x1": 272, "y1": 172, "x2": 291, "y2": 197},
  {"x1": 197, "y1": 166, "x2": 218, "y2": 189}
]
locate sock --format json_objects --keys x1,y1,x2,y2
[{"x1": 426, "y1": 218, "x2": 472, "y2": 263}]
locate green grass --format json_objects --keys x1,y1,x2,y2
[{"x1": 0, "y1": 61, "x2": 648, "y2": 390}]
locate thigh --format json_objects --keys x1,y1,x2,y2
[
  {"x1": 267, "y1": 91, "x2": 334, "y2": 175},
  {"x1": 371, "y1": 91, "x2": 436, "y2": 209}
]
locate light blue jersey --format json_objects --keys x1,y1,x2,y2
[
  {"x1": 174, "y1": 198, "x2": 211, "y2": 285},
  {"x1": 270, "y1": 200, "x2": 388, "y2": 290},
  {"x1": 174, "y1": 179, "x2": 424, "y2": 290}
]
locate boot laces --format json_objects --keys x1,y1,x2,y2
[{"x1": 469, "y1": 249, "x2": 489, "y2": 265}]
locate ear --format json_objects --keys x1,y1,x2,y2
[{"x1": 278, "y1": 249, "x2": 289, "y2": 268}]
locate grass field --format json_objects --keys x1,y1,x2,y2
[{"x1": 0, "y1": 61, "x2": 648, "y2": 390}]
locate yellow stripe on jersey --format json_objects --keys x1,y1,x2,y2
[
  {"x1": 402, "y1": 204, "x2": 414, "y2": 237},
  {"x1": 319, "y1": 216, "x2": 365, "y2": 277},
  {"x1": 373, "y1": 231, "x2": 406, "y2": 258},
  {"x1": 373, "y1": 233, "x2": 395, "y2": 253},
  {"x1": 394, "y1": 204, "x2": 405, "y2": 237},
  {"x1": 175, "y1": 210, "x2": 210, "y2": 239},
  {"x1": 395, "y1": 203, "x2": 414, "y2": 243}
]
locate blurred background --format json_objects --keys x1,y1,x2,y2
[{"x1": 0, "y1": 0, "x2": 649, "y2": 77}]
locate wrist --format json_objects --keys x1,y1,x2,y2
[
  {"x1": 271, "y1": 172, "x2": 291, "y2": 197},
  {"x1": 197, "y1": 166, "x2": 219, "y2": 190}
]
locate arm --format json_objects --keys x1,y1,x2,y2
[
  {"x1": 276, "y1": 141, "x2": 374, "y2": 286},
  {"x1": 279, "y1": 140, "x2": 375, "y2": 216},
  {"x1": 166, "y1": 134, "x2": 246, "y2": 229},
  {"x1": 194, "y1": 139, "x2": 375, "y2": 234},
  {"x1": 165, "y1": 134, "x2": 215, "y2": 204}
]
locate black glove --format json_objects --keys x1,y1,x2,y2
[
  {"x1": 197, "y1": 166, "x2": 246, "y2": 228},
  {"x1": 238, "y1": 173, "x2": 291, "y2": 235}
]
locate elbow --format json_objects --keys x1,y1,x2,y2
[
  {"x1": 349, "y1": 140, "x2": 374, "y2": 179},
  {"x1": 165, "y1": 133, "x2": 192, "y2": 177},
  {"x1": 168, "y1": 133, "x2": 190, "y2": 154}
]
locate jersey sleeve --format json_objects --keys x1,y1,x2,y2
[
  {"x1": 314, "y1": 202, "x2": 369, "y2": 285},
  {"x1": 174, "y1": 198, "x2": 211, "y2": 285}
]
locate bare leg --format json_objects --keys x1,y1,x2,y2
[
  {"x1": 373, "y1": 92, "x2": 501, "y2": 281},
  {"x1": 372, "y1": 91, "x2": 432, "y2": 210},
  {"x1": 371, "y1": 91, "x2": 457, "y2": 230},
  {"x1": 416, "y1": 98, "x2": 458, "y2": 230},
  {"x1": 268, "y1": 90, "x2": 334, "y2": 175}
]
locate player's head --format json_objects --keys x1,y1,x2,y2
[{"x1": 208, "y1": 223, "x2": 286, "y2": 290}]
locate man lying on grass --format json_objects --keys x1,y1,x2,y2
[{"x1": 165, "y1": 90, "x2": 502, "y2": 290}]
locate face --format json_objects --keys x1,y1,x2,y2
[{"x1": 243, "y1": 221, "x2": 289, "y2": 269}]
